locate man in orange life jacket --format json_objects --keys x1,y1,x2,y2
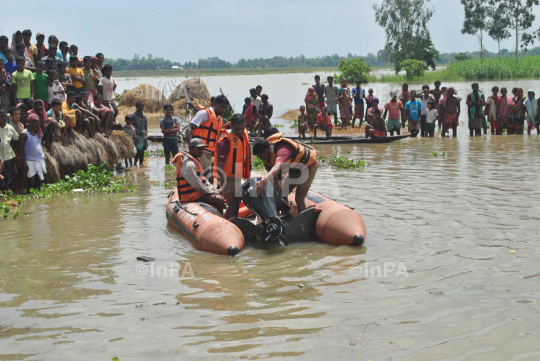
[
  {"x1": 314, "y1": 106, "x2": 333, "y2": 138},
  {"x1": 215, "y1": 114, "x2": 251, "y2": 219},
  {"x1": 186, "y1": 95, "x2": 229, "y2": 181},
  {"x1": 253, "y1": 133, "x2": 318, "y2": 213},
  {"x1": 173, "y1": 138, "x2": 225, "y2": 213}
]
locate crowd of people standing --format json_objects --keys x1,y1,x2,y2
[
  {"x1": 297, "y1": 75, "x2": 540, "y2": 139},
  {"x1": 0, "y1": 29, "x2": 150, "y2": 193}
]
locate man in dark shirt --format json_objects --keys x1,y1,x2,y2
[{"x1": 313, "y1": 75, "x2": 325, "y2": 110}]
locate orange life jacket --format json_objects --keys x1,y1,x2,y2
[
  {"x1": 214, "y1": 129, "x2": 251, "y2": 178},
  {"x1": 244, "y1": 103, "x2": 256, "y2": 125},
  {"x1": 192, "y1": 108, "x2": 222, "y2": 152},
  {"x1": 317, "y1": 113, "x2": 333, "y2": 128},
  {"x1": 175, "y1": 151, "x2": 208, "y2": 203},
  {"x1": 266, "y1": 132, "x2": 317, "y2": 170}
]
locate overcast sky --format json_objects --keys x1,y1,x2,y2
[{"x1": 2, "y1": 0, "x2": 540, "y2": 63}]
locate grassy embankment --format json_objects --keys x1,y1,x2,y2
[{"x1": 367, "y1": 56, "x2": 540, "y2": 84}]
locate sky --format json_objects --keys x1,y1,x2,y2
[{"x1": 2, "y1": 0, "x2": 540, "y2": 63}]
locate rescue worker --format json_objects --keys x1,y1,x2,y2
[
  {"x1": 252, "y1": 133, "x2": 317, "y2": 213},
  {"x1": 186, "y1": 95, "x2": 229, "y2": 181},
  {"x1": 173, "y1": 138, "x2": 225, "y2": 213},
  {"x1": 215, "y1": 114, "x2": 251, "y2": 219}
]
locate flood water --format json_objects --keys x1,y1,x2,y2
[{"x1": 2, "y1": 72, "x2": 540, "y2": 360}]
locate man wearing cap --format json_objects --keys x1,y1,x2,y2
[
  {"x1": 35, "y1": 33, "x2": 48, "y2": 59},
  {"x1": 172, "y1": 138, "x2": 225, "y2": 213}
]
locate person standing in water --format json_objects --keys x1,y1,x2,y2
[
  {"x1": 441, "y1": 87, "x2": 461, "y2": 137},
  {"x1": 525, "y1": 90, "x2": 539, "y2": 135},
  {"x1": 383, "y1": 91, "x2": 403, "y2": 136},
  {"x1": 485, "y1": 87, "x2": 501, "y2": 135},
  {"x1": 399, "y1": 83, "x2": 410, "y2": 128},
  {"x1": 405, "y1": 91, "x2": 422, "y2": 137},
  {"x1": 466, "y1": 83, "x2": 485, "y2": 137}
]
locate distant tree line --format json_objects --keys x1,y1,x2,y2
[{"x1": 105, "y1": 45, "x2": 540, "y2": 72}]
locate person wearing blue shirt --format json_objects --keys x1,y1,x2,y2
[
  {"x1": 405, "y1": 91, "x2": 422, "y2": 137},
  {"x1": 351, "y1": 79, "x2": 366, "y2": 127}
]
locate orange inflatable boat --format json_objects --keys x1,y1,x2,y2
[
  {"x1": 166, "y1": 178, "x2": 366, "y2": 256},
  {"x1": 166, "y1": 187, "x2": 245, "y2": 255}
]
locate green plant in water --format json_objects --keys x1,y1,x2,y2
[
  {"x1": 252, "y1": 157, "x2": 265, "y2": 169},
  {"x1": 29, "y1": 161, "x2": 135, "y2": 198},
  {"x1": 164, "y1": 164, "x2": 175, "y2": 171},
  {"x1": 290, "y1": 119, "x2": 299, "y2": 129},
  {"x1": 328, "y1": 155, "x2": 370, "y2": 169},
  {"x1": 431, "y1": 151, "x2": 447, "y2": 157},
  {"x1": 273, "y1": 124, "x2": 284, "y2": 128}
]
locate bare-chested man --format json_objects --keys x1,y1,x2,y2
[
  {"x1": 430, "y1": 80, "x2": 443, "y2": 104},
  {"x1": 441, "y1": 87, "x2": 461, "y2": 137},
  {"x1": 399, "y1": 83, "x2": 410, "y2": 128}
]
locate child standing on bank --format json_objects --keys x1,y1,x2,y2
[
  {"x1": 123, "y1": 114, "x2": 136, "y2": 167},
  {"x1": 160, "y1": 103, "x2": 179, "y2": 165},
  {"x1": 298, "y1": 105, "x2": 307, "y2": 138}
]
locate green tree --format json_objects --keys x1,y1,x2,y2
[
  {"x1": 453, "y1": 52, "x2": 472, "y2": 62},
  {"x1": 490, "y1": 0, "x2": 540, "y2": 65},
  {"x1": 461, "y1": 0, "x2": 489, "y2": 62},
  {"x1": 399, "y1": 59, "x2": 425, "y2": 79},
  {"x1": 373, "y1": 0, "x2": 438, "y2": 73},
  {"x1": 487, "y1": 6, "x2": 511, "y2": 63},
  {"x1": 335, "y1": 59, "x2": 372, "y2": 83}
]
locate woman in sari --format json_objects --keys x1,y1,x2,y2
[
  {"x1": 0, "y1": 59, "x2": 12, "y2": 111},
  {"x1": 497, "y1": 87, "x2": 514, "y2": 135},
  {"x1": 304, "y1": 87, "x2": 319, "y2": 132},
  {"x1": 484, "y1": 86, "x2": 500, "y2": 135},
  {"x1": 513, "y1": 88, "x2": 527, "y2": 135}
]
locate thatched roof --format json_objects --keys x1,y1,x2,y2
[
  {"x1": 170, "y1": 78, "x2": 211, "y2": 103},
  {"x1": 118, "y1": 84, "x2": 165, "y2": 113}
]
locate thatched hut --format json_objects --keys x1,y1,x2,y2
[
  {"x1": 118, "y1": 84, "x2": 165, "y2": 113},
  {"x1": 170, "y1": 78, "x2": 211, "y2": 103},
  {"x1": 43, "y1": 130, "x2": 134, "y2": 184}
]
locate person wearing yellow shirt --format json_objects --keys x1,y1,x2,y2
[
  {"x1": 22, "y1": 29, "x2": 38, "y2": 65},
  {"x1": 66, "y1": 57, "x2": 84, "y2": 95}
]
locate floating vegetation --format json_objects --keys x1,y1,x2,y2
[
  {"x1": 30, "y1": 161, "x2": 135, "y2": 198},
  {"x1": 164, "y1": 164, "x2": 175, "y2": 171},
  {"x1": 431, "y1": 151, "x2": 447, "y2": 157},
  {"x1": 290, "y1": 119, "x2": 299, "y2": 129},
  {"x1": 318, "y1": 155, "x2": 370, "y2": 169},
  {"x1": 273, "y1": 124, "x2": 284, "y2": 128}
]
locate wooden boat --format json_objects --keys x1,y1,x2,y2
[
  {"x1": 148, "y1": 134, "x2": 408, "y2": 145},
  {"x1": 294, "y1": 134, "x2": 410, "y2": 145}
]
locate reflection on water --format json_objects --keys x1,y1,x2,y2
[{"x1": 2, "y1": 78, "x2": 540, "y2": 359}]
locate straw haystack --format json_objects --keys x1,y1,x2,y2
[
  {"x1": 170, "y1": 78, "x2": 211, "y2": 103},
  {"x1": 43, "y1": 130, "x2": 134, "y2": 184},
  {"x1": 118, "y1": 84, "x2": 165, "y2": 113}
]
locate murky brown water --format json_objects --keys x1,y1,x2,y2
[
  {"x1": 2, "y1": 132, "x2": 540, "y2": 360},
  {"x1": 3, "y1": 73, "x2": 540, "y2": 359}
]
